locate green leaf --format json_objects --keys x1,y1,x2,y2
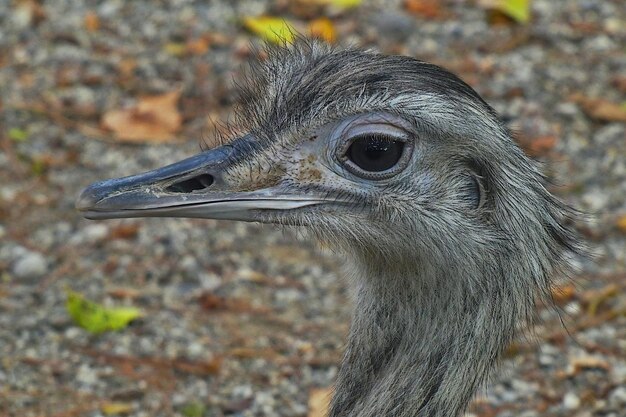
[
  {"x1": 66, "y1": 290, "x2": 142, "y2": 334},
  {"x1": 181, "y1": 402, "x2": 206, "y2": 417},
  {"x1": 31, "y1": 158, "x2": 47, "y2": 177},
  {"x1": 492, "y1": 0, "x2": 530, "y2": 23},
  {"x1": 243, "y1": 16, "x2": 296, "y2": 44},
  {"x1": 8, "y1": 128, "x2": 28, "y2": 142}
]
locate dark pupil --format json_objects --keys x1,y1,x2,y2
[{"x1": 347, "y1": 135, "x2": 404, "y2": 172}]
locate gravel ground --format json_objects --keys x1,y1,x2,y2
[{"x1": 0, "y1": 1, "x2": 625, "y2": 416}]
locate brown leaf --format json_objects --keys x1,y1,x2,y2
[
  {"x1": 616, "y1": 215, "x2": 626, "y2": 234},
  {"x1": 228, "y1": 347, "x2": 280, "y2": 360},
  {"x1": 186, "y1": 37, "x2": 210, "y2": 55},
  {"x1": 107, "y1": 288, "x2": 141, "y2": 300},
  {"x1": 204, "y1": 32, "x2": 231, "y2": 47},
  {"x1": 83, "y1": 348, "x2": 221, "y2": 377},
  {"x1": 84, "y1": 11, "x2": 100, "y2": 32},
  {"x1": 551, "y1": 283, "x2": 576, "y2": 304},
  {"x1": 198, "y1": 293, "x2": 227, "y2": 310},
  {"x1": 101, "y1": 91, "x2": 183, "y2": 143},
  {"x1": 612, "y1": 75, "x2": 626, "y2": 94},
  {"x1": 173, "y1": 357, "x2": 222, "y2": 375},
  {"x1": 117, "y1": 58, "x2": 138, "y2": 80},
  {"x1": 566, "y1": 356, "x2": 610, "y2": 376},
  {"x1": 403, "y1": 0, "x2": 446, "y2": 19},
  {"x1": 278, "y1": 0, "x2": 326, "y2": 19},
  {"x1": 308, "y1": 387, "x2": 332, "y2": 417},
  {"x1": 109, "y1": 223, "x2": 140, "y2": 240},
  {"x1": 197, "y1": 292, "x2": 271, "y2": 314},
  {"x1": 571, "y1": 94, "x2": 626, "y2": 123},
  {"x1": 516, "y1": 134, "x2": 558, "y2": 157}
]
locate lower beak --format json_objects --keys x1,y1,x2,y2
[{"x1": 76, "y1": 136, "x2": 325, "y2": 222}]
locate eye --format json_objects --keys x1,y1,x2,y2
[
  {"x1": 339, "y1": 133, "x2": 412, "y2": 180},
  {"x1": 347, "y1": 135, "x2": 404, "y2": 172}
]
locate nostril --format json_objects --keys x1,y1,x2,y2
[{"x1": 166, "y1": 174, "x2": 214, "y2": 193}]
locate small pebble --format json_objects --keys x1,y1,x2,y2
[
  {"x1": 563, "y1": 392, "x2": 581, "y2": 410},
  {"x1": 609, "y1": 386, "x2": 626, "y2": 408},
  {"x1": 11, "y1": 251, "x2": 47, "y2": 280},
  {"x1": 81, "y1": 223, "x2": 109, "y2": 243}
]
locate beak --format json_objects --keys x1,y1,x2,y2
[{"x1": 76, "y1": 136, "x2": 326, "y2": 222}]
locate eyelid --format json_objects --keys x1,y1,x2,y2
[{"x1": 340, "y1": 122, "x2": 410, "y2": 143}]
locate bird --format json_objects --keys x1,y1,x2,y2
[{"x1": 76, "y1": 40, "x2": 579, "y2": 417}]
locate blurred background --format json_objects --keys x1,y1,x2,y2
[{"x1": 0, "y1": 0, "x2": 625, "y2": 416}]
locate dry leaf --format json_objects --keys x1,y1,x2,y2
[
  {"x1": 186, "y1": 37, "x2": 210, "y2": 55},
  {"x1": 243, "y1": 16, "x2": 296, "y2": 44},
  {"x1": 309, "y1": 388, "x2": 332, "y2": 417},
  {"x1": 403, "y1": 0, "x2": 445, "y2": 19},
  {"x1": 571, "y1": 94, "x2": 626, "y2": 123},
  {"x1": 515, "y1": 134, "x2": 558, "y2": 157},
  {"x1": 551, "y1": 283, "x2": 576, "y2": 304},
  {"x1": 107, "y1": 288, "x2": 142, "y2": 300},
  {"x1": 616, "y1": 215, "x2": 626, "y2": 233},
  {"x1": 197, "y1": 292, "x2": 271, "y2": 314},
  {"x1": 101, "y1": 90, "x2": 182, "y2": 143},
  {"x1": 282, "y1": 0, "x2": 326, "y2": 19},
  {"x1": 566, "y1": 356, "x2": 610, "y2": 376},
  {"x1": 108, "y1": 223, "x2": 140, "y2": 240},
  {"x1": 308, "y1": 17, "x2": 336, "y2": 43},
  {"x1": 525, "y1": 135, "x2": 557, "y2": 156},
  {"x1": 84, "y1": 11, "x2": 100, "y2": 32},
  {"x1": 117, "y1": 58, "x2": 137, "y2": 80}
]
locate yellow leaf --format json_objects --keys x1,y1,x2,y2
[
  {"x1": 483, "y1": 0, "x2": 530, "y2": 23},
  {"x1": 243, "y1": 17, "x2": 296, "y2": 44},
  {"x1": 66, "y1": 290, "x2": 142, "y2": 334},
  {"x1": 308, "y1": 18, "x2": 336, "y2": 43},
  {"x1": 164, "y1": 42, "x2": 187, "y2": 57},
  {"x1": 617, "y1": 215, "x2": 626, "y2": 233},
  {"x1": 101, "y1": 402, "x2": 133, "y2": 415},
  {"x1": 317, "y1": 0, "x2": 363, "y2": 8}
]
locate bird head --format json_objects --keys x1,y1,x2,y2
[{"x1": 77, "y1": 41, "x2": 576, "y2": 281}]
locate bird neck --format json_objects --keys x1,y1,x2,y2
[{"x1": 328, "y1": 260, "x2": 520, "y2": 417}]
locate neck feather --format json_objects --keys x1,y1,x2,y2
[{"x1": 328, "y1": 260, "x2": 529, "y2": 417}]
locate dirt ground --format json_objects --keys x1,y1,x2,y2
[{"x1": 0, "y1": 1, "x2": 625, "y2": 416}]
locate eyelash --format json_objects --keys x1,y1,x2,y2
[{"x1": 337, "y1": 134, "x2": 413, "y2": 180}]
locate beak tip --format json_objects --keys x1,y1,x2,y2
[{"x1": 75, "y1": 183, "x2": 103, "y2": 213}]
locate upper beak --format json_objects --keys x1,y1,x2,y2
[{"x1": 76, "y1": 136, "x2": 326, "y2": 222}]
